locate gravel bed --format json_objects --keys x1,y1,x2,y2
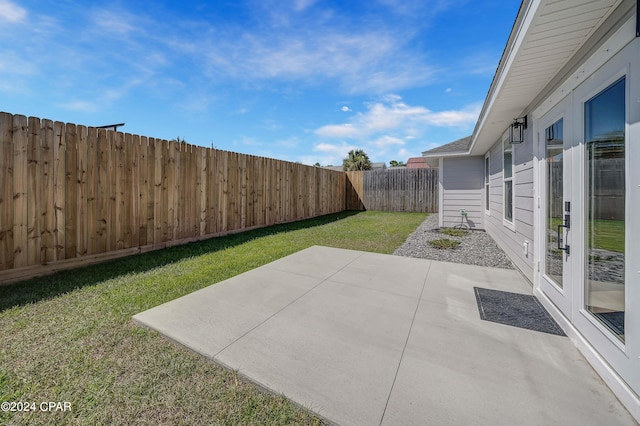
[{"x1": 394, "y1": 214, "x2": 515, "y2": 269}]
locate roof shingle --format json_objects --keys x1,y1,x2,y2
[{"x1": 421, "y1": 135, "x2": 472, "y2": 156}]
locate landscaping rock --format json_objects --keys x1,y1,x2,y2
[{"x1": 394, "y1": 214, "x2": 515, "y2": 269}]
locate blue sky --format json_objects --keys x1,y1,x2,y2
[{"x1": 0, "y1": 0, "x2": 520, "y2": 166}]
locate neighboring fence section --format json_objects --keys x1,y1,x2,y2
[
  {"x1": 345, "y1": 168, "x2": 438, "y2": 213},
  {"x1": 0, "y1": 113, "x2": 345, "y2": 283},
  {"x1": 345, "y1": 171, "x2": 365, "y2": 211},
  {"x1": 549, "y1": 160, "x2": 624, "y2": 221}
]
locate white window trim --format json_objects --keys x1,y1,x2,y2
[
  {"x1": 484, "y1": 152, "x2": 491, "y2": 215},
  {"x1": 502, "y1": 133, "x2": 515, "y2": 231}
]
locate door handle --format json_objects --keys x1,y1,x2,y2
[{"x1": 557, "y1": 214, "x2": 570, "y2": 255}]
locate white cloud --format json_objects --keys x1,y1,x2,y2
[
  {"x1": 314, "y1": 142, "x2": 355, "y2": 154},
  {"x1": 341, "y1": 106, "x2": 351, "y2": 112},
  {"x1": 58, "y1": 101, "x2": 100, "y2": 113},
  {"x1": 309, "y1": 95, "x2": 480, "y2": 163},
  {"x1": 300, "y1": 141, "x2": 357, "y2": 167},
  {"x1": 199, "y1": 25, "x2": 436, "y2": 93},
  {"x1": 396, "y1": 148, "x2": 411, "y2": 158},
  {"x1": 315, "y1": 95, "x2": 480, "y2": 140},
  {"x1": 424, "y1": 103, "x2": 481, "y2": 126},
  {"x1": 373, "y1": 135, "x2": 405, "y2": 149},
  {"x1": 315, "y1": 123, "x2": 359, "y2": 138},
  {"x1": 0, "y1": 0, "x2": 26, "y2": 23},
  {"x1": 0, "y1": 52, "x2": 37, "y2": 75},
  {"x1": 294, "y1": 0, "x2": 317, "y2": 11},
  {"x1": 263, "y1": 119, "x2": 282, "y2": 131},
  {"x1": 91, "y1": 9, "x2": 138, "y2": 36}
]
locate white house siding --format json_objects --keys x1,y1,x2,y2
[
  {"x1": 425, "y1": 2, "x2": 640, "y2": 420},
  {"x1": 441, "y1": 157, "x2": 484, "y2": 229},
  {"x1": 483, "y1": 129, "x2": 535, "y2": 282}
]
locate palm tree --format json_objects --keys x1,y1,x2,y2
[{"x1": 342, "y1": 149, "x2": 372, "y2": 171}]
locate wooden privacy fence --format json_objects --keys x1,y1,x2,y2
[
  {"x1": 550, "y1": 160, "x2": 624, "y2": 220},
  {"x1": 346, "y1": 168, "x2": 438, "y2": 213},
  {"x1": 0, "y1": 112, "x2": 346, "y2": 283}
]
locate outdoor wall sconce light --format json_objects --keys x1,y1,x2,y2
[{"x1": 509, "y1": 116, "x2": 527, "y2": 144}]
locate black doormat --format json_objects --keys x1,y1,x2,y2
[{"x1": 474, "y1": 287, "x2": 566, "y2": 336}]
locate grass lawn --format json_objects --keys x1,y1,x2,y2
[
  {"x1": 549, "y1": 218, "x2": 624, "y2": 253},
  {"x1": 589, "y1": 219, "x2": 624, "y2": 253},
  {"x1": 0, "y1": 211, "x2": 426, "y2": 425}
]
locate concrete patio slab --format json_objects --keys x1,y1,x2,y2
[
  {"x1": 133, "y1": 246, "x2": 636, "y2": 425},
  {"x1": 133, "y1": 266, "x2": 324, "y2": 357},
  {"x1": 217, "y1": 279, "x2": 418, "y2": 425}
]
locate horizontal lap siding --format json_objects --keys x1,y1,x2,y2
[
  {"x1": 0, "y1": 113, "x2": 347, "y2": 284},
  {"x1": 441, "y1": 157, "x2": 483, "y2": 229},
  {"x1": 483, "y1": 135, "x2": 535, "y2": 281}
]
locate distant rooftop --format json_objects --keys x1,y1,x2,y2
[{"x1": 406, "y1": 157, "x2": 430, "y2": 168}]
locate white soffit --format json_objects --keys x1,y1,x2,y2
[{"x1": 470, "y1": 0, "x2": 623, "y2": 155}]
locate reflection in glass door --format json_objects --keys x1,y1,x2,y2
[
  {"x1": 584, "y1": 77, "x2": 626, "y2": 342},
  {"x1": 545, "y1": 119, "x2": 565, "y2": 288}
]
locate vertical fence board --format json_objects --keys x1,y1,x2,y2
[
  {"x1": 12, "y1": 115, "x2": 28, "y2": 268},
  {"x1": 240, "y1": 154, "x2": 247, "y2": 229},
  {"x1": 160, "y1": 140, "x2": 169, "y2": 243},
  {"x1": 96, "y1": 129, "x2": 108, "y2": 253},
  {"x1": 228, "y1": 152, "x2": 238, "y2": 230},
  {"x1": 86, "y1": 127, "x2": 98, "y2": 255},
  {"x1": 219, "y1": 151, "x2": 228, "y2": 232},
  {"x1": 0, "y1": 113, "x2": 14, "y2": 271},
  {"x1": 40, "y1": 120, "x2": 55, "y2": 263},
  {"x1": 138, "y1": 136, "x2": 147, "y2": 247},
  {"x1": 206, "y1": 149, "x2": 215, "y2": 234},
  {"x1": 166, "y1": 140, "x2": 176, "y2": 241},
  {"x1": 114, "y1": 131, "x2": 125, "y2": 250},
  {"x1": 188, "y1": 144, "x2": 196, "y2": 237},
  {"x1": 128, "y1": 133, "x2": 138, "y2": 249},
  {"x1": 181, "y1": 145, "x2": 186, "y2": 238},
  {"x1": 107, "y1": 130, "x2": 117, "y2": 252},
  {"x1": 184, "y1": 143, "x2": 191, "y2": 238},
  {"x1": 76, "y1": 125, "x2": 88, "y2": 257},
  {"x1": 198, "y1": 147, "x2": 206, "y2": 236},
  {"x1": 264, "y1": 158, "x2": 271, "y2": 225},
  {"x1": 145, "y1": 138, "x2": 155, "y2": 245},
  {"x1": 184, "y1": 145, "x2": 191, "y2": 237},
  {"x1": 64, "y1": 123, "x2": 78, "y2": 259},
  {"x1": 53, "y1": 122, "x2": 66, "y2": 260},
  {"x1": 152, "y1": 138, "x2": 162, "y2": 245},
  {"x1": 27, "y1": 117, "x2": 41, "y2": 265}
]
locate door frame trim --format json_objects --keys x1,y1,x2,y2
[
  {"x1": 534, "y1": 94, "x2": 573, "y2": 316},
  {"x1": 533, "y1": 286, "x2": 640, "y2": 421}
]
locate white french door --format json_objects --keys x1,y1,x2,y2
[
  {"x1": 539, "y1": 96, "x2": 574, "y2": 317},
  {"x1": 571, "y1": 46, "x2": 637, "y2": 396},
  {"x1": 537, "y1": 41, "x2": 639, "y2": 397}
]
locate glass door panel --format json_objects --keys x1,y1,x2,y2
[
  {"x1": 545, "y1": 119, "x2": 564, "y2": 288},
  {"x1": 538, "y1": 96, "x2": 572, "y2": 316},
  {"x1": 584, "y1": 77, "x2": 626, "y2": 342}
]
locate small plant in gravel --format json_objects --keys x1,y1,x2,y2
[
  {"x1": 428, "y1": 238, "x2": 461, "y2": 249},
  {"x1": 440, "y1": 228, "x2": 469, "y2": 237}
]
